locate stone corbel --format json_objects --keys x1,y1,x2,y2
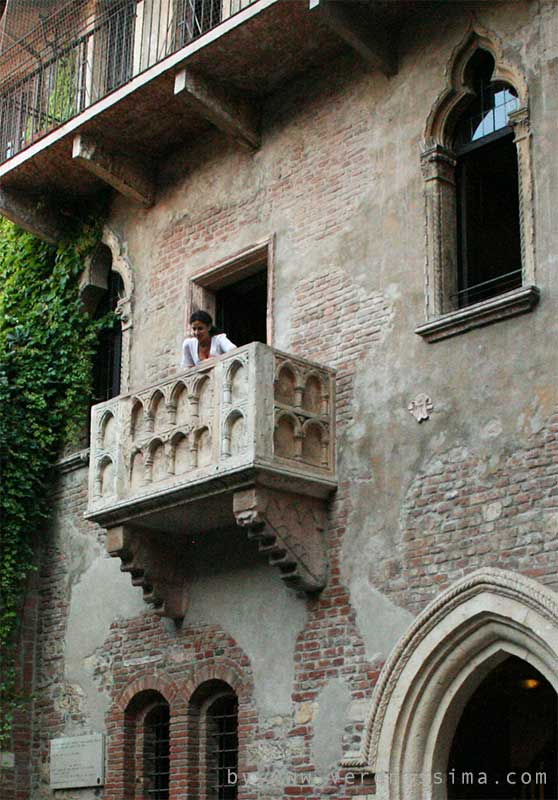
[
  {"x1": 106, "y1": 525, "x2": 188, "y2": 619},
  {"x1": 233, "y1": 486, "x2": 327, "y2": 592}
]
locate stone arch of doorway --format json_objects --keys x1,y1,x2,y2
[{"x1": 342, "y1": 568, "x2": 558, "y2": 800}]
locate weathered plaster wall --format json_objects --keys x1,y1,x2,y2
[{"x1": 13, "y1": 2, "x2": 558, "y2": 799}]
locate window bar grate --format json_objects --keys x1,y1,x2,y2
[
  {"x1": 207, "y1": 700, "x2": 238, "y2": 800},
  {"x1": 144, "y1": 706, "x2": 170, "y2": 800}
]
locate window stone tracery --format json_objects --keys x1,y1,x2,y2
[{"x1": 416, "y1": 26, "x2": 538, "y2": 342}]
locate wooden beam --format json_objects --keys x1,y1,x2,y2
[
  {"x1": 174, "y1": 68, "x2": 260, "y2": 151},
  {"x1": 0, "y1": 186, "x2": 65, "y2": 244},
  {"x1": 309, "y1": 0, "x2": 397, "y2": 76},
  {"x1": 72, "y1": 134, "x2": 155, "y2": 207}
]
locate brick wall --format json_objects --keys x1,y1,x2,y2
[{"x1": 376, "y1": 411, "x2": 558, "y2": 615}]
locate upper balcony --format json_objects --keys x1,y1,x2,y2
[
  {"x1": 0, "y1": 0, "x2": 436, "y2": 241},
  {"x1": 86, "y1": 342, "x2": 336, "y2": 617}
]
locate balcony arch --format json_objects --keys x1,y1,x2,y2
[
  {"x1": 192, "y1": 425, "x2": 212, "y2": 468},
  {"x1": 145, "y1": 437, "x2": 167, "y2": 482},
  {"x1": 302, "y1": 370, "x2": 327, "y2": 414},
  {"x1": 274, "y1": 410, "x2": 301, "y2": 460},
  {"x1": 130, "y1": 397, "x2": 145, "y2": 441},
  {"x1": 301, "y1": 419, "x2": 328, "y2": 467},
  {"x1": 191, "y1": 373, "x2": 213, "y2": 423},
  {"x1": 168, "y1": 380, "x2": 190, "y2": 426},
  {"x1": 97, "y1": 455, "x2": 115, "y2": 498},
  {"x1": 169, "y1": 430, "x2": 190, "y2": 475},
  {"x1": 129, "y1": 447, "x2": 145, "y2": 491},
  {"x1": 224, "y1": 358, "x2": 248, "y2": 404},
  {"x1": 344, "y1": 568, "x2": 558, "y2": 800},
  {"x1": 147, "y1": 389, "x2": 166, "y2": 434},
  {"x1": 222, "y1": 410, "x2": 246, "y2": 458},
  {"x1": 274, "y1": 362, "x2": 301, "y2": 406},
  {"x1": 98, "y1": 409, "x2": 116, "y2": 449}
]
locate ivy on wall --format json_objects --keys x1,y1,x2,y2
[{"x1": 0, "y1": 216, "x2": 106, "y2": 746}]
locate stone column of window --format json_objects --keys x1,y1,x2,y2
[
  {"x1": 509, "y1": 106, "x2": 536, "y2": 287},
  {"x1": 420, "y1": 143, "x2": 458, "y2": 318}
]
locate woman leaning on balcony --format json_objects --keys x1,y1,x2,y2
[{"x1": 181, "y1": 310, "x2": 236, "y2": 368}]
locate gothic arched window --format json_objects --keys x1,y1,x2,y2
[
  {"x1": 417, "y1": 35, "x2": 538, "y2": 342},
  {"x1": 92, "y1": 269, "x2": 124, "y2": 402},
  {"x1": 453, "y1": 50, "x2": 521, "y2": 308}
]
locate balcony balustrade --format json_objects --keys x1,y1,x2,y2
[
  {"x1": 0, "y1": 0, "x2": 256, "y2": 165},
  {"x1": 86, "y1": 342, "x2": 336, "y2": 617},
  {"x1": 0, "y1": 0, "x2": 423, "y2": 241}
]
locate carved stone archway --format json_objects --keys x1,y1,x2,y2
[{"x1": 343, "y1": 568, "x2": 558, "y2": 800}]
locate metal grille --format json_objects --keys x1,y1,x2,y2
[
  {"x1": 0, "y1": 0, "x2": 257, "y2": 164},
  {"x1": 144, "y1": 704, "x2": 170, "y2": 800},
  {"x1": 207, "y1": 694, "x2": 238, "y2": 800}
]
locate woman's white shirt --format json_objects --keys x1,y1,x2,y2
[{"x1": 181, "y1": 333, "x2": 236, "y2": 367}]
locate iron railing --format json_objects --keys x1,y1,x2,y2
[{"x1": 0, "y1": 0, "x2": 255, "y2": 164}]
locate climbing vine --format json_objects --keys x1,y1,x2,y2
[{"x1": 0, "y1": 215, "x2": 106, "y2": 746}]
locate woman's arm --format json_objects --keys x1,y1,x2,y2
[
  {"x1": 181, "y1": 339, "x2": 195, "y2": 367},
  {"x1": 216, "y1": 334, "x2": 236, "y2": 354}
]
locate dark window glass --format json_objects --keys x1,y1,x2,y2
[
  {"x1": 143, "y1": 704, "x2": 170, "y2": 800},
  {"x1": 454, "y1": 50, "x2": 522, "y2": 308},
  {"x1": 207, "y1": 694, "x2": 238, "y2": 800},
  {"x1": 92, "y1": 271, "x2": 124, "y2": 403}
]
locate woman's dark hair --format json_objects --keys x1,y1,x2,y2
[{"x1": 190, "y1": 310, "x2": 218, "y2": 335}]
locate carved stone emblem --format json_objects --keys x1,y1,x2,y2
[{"x1": 408, "y1": 394, "x2": 433, "y2": 423}]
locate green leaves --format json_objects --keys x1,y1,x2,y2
[{"x1": 0, "y1": 216, "x2": 104, "y2": 747}]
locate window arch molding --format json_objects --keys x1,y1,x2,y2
[
  {"x1": 342, "y1": 567, "x2": 558, "y2": 800},
  {"x1": 417, "y1": 26, "x2": 538, "y2": 341},
  {"x1": 79, "y1": 226, "x2": 135, "y2": 394},
  {"x1": 106, "y1": 673, "x2": 184, "y2": 800}
]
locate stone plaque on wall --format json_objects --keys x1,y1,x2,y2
[{"x1": 50, "y1": 734, "x2": 105, "y2": 789}]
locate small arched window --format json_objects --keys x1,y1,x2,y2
[
  {"x1": 143, "y1": 703, "x2": 170, "y2": 800},
  {"x1": 453, "y1": 50, "x2": 521, "y2": 308},
  {"x1": 92, "y1": 269, "x2": 124, "y2": 402},
  {"x1": 188, "y1": 680, "x2": 239, "y2": 800},
  {"x1": 206, "y1": 692, "x2": 238, "y2": 799}
]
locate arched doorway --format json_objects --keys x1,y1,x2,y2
[
  {"x1": 448, "y1": 655, "x2": 557, "y2": 799},
  {"x1": 345, "y1": 568, "x2": 558, "y2": 800}
]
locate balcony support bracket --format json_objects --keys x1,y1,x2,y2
[
  {"x1": 107, "y1": 525, "x2": 188, "y2": 619},
  {"x1": 72, "y1": 135, "x2": 155, "y2": 208},
  {"x1": 309, "y1": 0, "x2": 396, "y2": 76},
  {"x1": 0, "y1": 185, "x2": 65, "y2": 244},
  {"x1": 174, "y1": 68, "x2": 260, "y2": 151},
  {"x1": 233, "y1": 486, "x2": 328, "y2": 592}
]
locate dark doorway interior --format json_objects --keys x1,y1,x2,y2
[
  {"x1": 215, "y1": 269, "x2": 267, "y2": 347},
  {"x1": 448, "y1": 655, "x2": 557, "y2": 800}
]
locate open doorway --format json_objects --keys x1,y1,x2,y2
[
  {"x1": 187, "y1": 239, "x2": 273, "y2": 349},
  {"x1": 448, "y1": 655, "x2": 557, "y2": 800},
  {"x1": 215, "y1": 267, "x2": 267, "y2": 346}
]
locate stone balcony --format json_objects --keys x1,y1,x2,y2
[{"x1": 86, "y1": 342, "x2": 336, "y2": 617}]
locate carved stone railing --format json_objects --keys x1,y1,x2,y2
[{"x1": 86, "y1": 342, "x2": 336, "y2": 617}]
